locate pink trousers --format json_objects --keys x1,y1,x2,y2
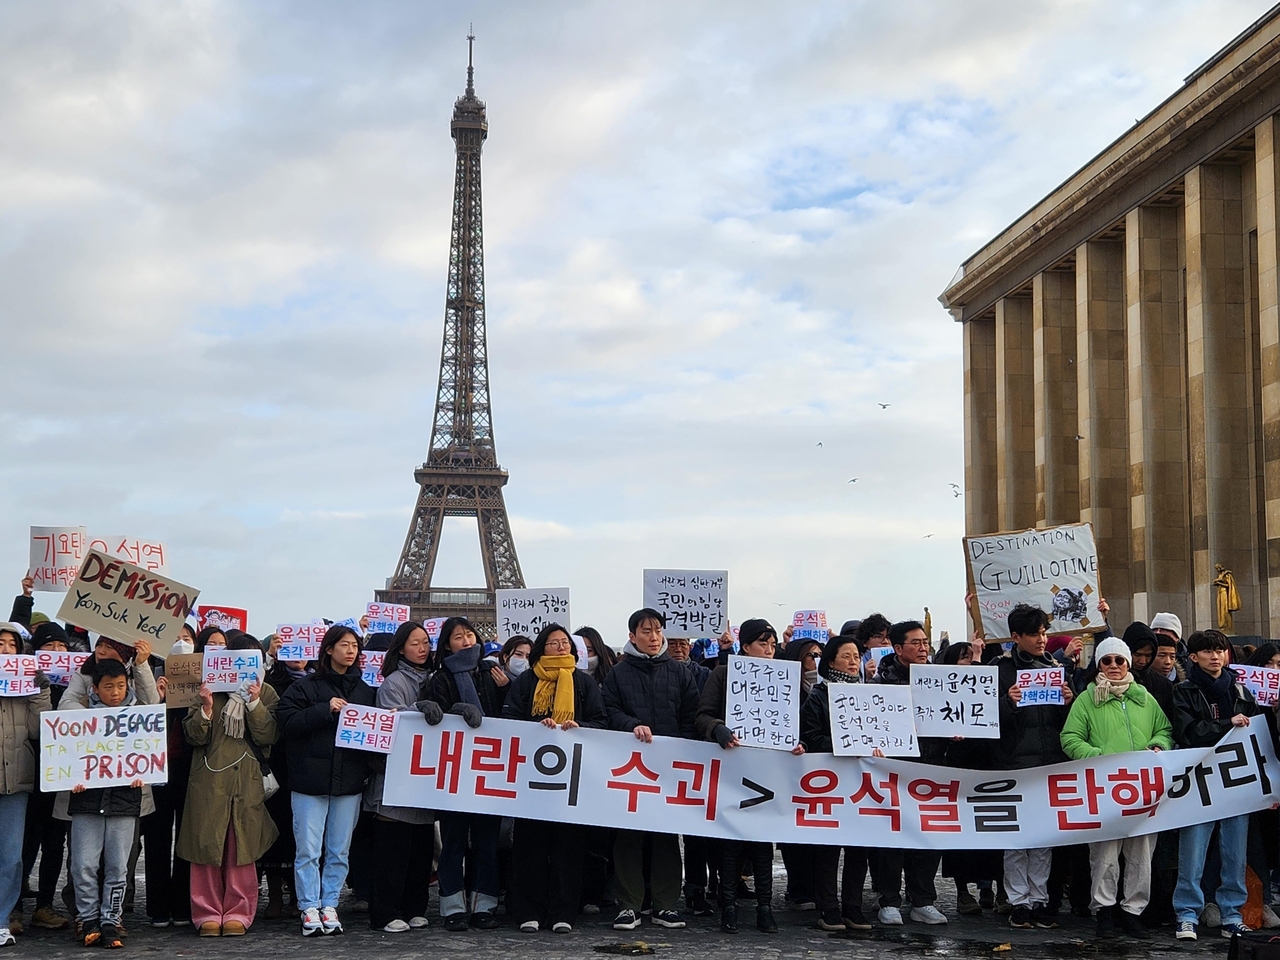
[{"x1": 189, "y1": 828, "x2": 259, "y2": 929}]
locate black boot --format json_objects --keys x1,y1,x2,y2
[
  {"x1": 1120, "y1": 910, "x2": 1150, "y2": 939},
  {"x1": 721, "y1": 905, "x2": 738, "y2": 933},
  {"x1": 1095, "y1": 907, "x2": 1116, "y2": 939},
  {"x1": 757, "y1": 905, "x2": 778, "y2": 933}
]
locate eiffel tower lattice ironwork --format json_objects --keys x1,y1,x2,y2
[{"x1": 376, "y1": 33, "x2": 524, "y2": 638}]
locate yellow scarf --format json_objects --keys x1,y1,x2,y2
[{"x1": 532, "y1": 654, "x2": 578, "y2": 724}]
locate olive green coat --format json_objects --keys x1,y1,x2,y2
[{"x1": 175, "y1": 685, "x2": 279, "y2": 866}]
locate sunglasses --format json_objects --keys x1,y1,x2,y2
[{"x1": 1098, "y1": 656, "x2": 1127, "y2": 667}]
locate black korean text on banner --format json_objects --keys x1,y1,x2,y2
[
  {"x1": 827, "y1": 683, "x2": 919, "y2": 757},
  {"x1": 725, "y1": 656, "x2": 800, "y2": 750},
  {"x1": 910, "y1": 664, "x2": 1000, "y2": 738},
  {"x1": 963, "y1": 522, "x2": 1102, "y2": 640},
  {"x1": 381, "y1": 715, "x2": 1280, "y2": 849},
  {"x1": 495, "y1": 588, "x2": 570, "y2": 644},
  {"x1": 39, "y1": 704, "x2": 168, "y2": 791},
  {"x1": 642, "y1": 569, "x2": 728, "y2": 639},
  {"x1": 56, "y1": 549, "x2": 199, "y2": 656}
]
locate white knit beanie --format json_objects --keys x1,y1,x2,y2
[
  {"x1": 1150, "y1": 612, "x2": 1182, "y2": 640},
  {"x1": 1094, "y1": 637, "x2": 1132, "y2": 665}
]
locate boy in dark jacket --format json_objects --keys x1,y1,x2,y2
[
  {"x1": 600, "y1": 609, "x2": 700, "y2": 932},
  {"x1": 996, "y1": 604, "x2": 1074, "y2": 931}
]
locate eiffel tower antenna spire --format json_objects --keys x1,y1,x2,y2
[
  {"x1": 466, "y1": 25, "x2": 475, "y2": 97},
  {"x1": 377, "y1": 34, "x2": 524, "y2": 638}
]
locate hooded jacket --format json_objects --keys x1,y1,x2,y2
[
  {"x1": 600, "y1": 644, "x2": 699, "y2": 739},
  {"x1": 365, "y1": 659, "x2": 433, "y2": 824},
  {"x1": 1173, "y1": 666, "x2": 1260, "y2": 748},
  {"x1": 0, "y1": 679, "x2": 51, "y2": 795},
  {"x1": 276, "y1": 669, "x2": 376, "y2": 796},
  {"x1": 1060, "y1": 679, "x2": 1172, "y2": 759},
  {"x1": 994, "y1": 646, "x2": 1071, "y2": 769}
]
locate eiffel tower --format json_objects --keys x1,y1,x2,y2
[{"x1": 376, "y1": 33, "x2": 524, "y2": 638}]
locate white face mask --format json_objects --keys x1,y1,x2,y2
[
  {"x1": 507, "y1": 657, "x2": 529, "y2": 678},
  {"x1": 587, "y1": 655, "x2": 599, "y2": 673},
  {"x1": 170, "y1": 639, "x2": 194, "y2": 656}
]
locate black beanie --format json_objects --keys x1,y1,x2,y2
[
  {"x1": 1122, "y1": 621, "x2": 1158, "y2": 654},
  {"x1": 738, "y1": 618, "x2": 776, "y2": 648},
  {"x1": 32, "y1": 622, "x2": 68, "y2": 648}
]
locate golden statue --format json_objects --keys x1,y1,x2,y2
[
  {"x1": 1213, "y1": 564, "x2": 1241, "y2": 634},
  {"x1": 923, "y1": 606, "x2": 932, "y2": 643}
]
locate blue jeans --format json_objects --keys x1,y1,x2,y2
[
  {"x1": 437, "y1": 812, "x2": 500, "y2": 916},
  {"x1": 1175, "y1": 815, "x2": 1248, "y2": 925},
  {"x1": 0, "y1": 793, "x2": 28, "y2": 922},
  {"x1": 69, "y1": 815, "x2": 135, "y2": 927},
  {"x1": 291, "y1": 793, "x2": 362, "y2": 911}
]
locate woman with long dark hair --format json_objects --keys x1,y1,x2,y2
[{"x1": 572, "y1": 626, "x2": 616, "y2": 684}]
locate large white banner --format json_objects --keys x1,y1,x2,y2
[
  {"x1": 382, "y1": 714, "x2": 1280, "y2": 850},
  {"x1": 965, "y1": 523, "x2": 1102, "y2": 639}
]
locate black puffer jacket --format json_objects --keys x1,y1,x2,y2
[
  {"x1": 600, "y1": 650, "x2": 699, "y2": 738},
  {"x1": 873, "y1": 651, "x2": 947, "y2": 763},
  {"x1": 800, "y1": 682, "x2": 836, "y2": 753},
  {"x1": 421, "y1": 661, "x2": 508, "y2": 719},
  {"x1": 1173, "y1": 667, "x2": 1260, "y2": 748},
  {"x1": 502, "y1": 667, "x2": 607, "y2": 727},
  {"x1": 68, "y1": 782, "x2": 142, "y2": 817},
  {"x1": 277, "y1": 669, "x2": 376, "y2": 796},
  {"x1": 1134, "y1": 667, "x2": 1176, "y2": 723},
  {"x1": 994, "y1": 647, "x2": 1070, "y2": 769}
]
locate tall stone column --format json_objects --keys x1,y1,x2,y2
[
  {"x1": 996, "y1": 295, "x2": 1036, "y2": 531},
  {"x1": 1125, "y1": 204, "x2": 1192, "y2": 626},
  {"x1": 1077, "y1": 239, "x2": 1132, "y2": 628},
  {"x1": 1033, "y1": 269, "x2": 1080, "y2": 528},
  {"x1": 1255, "y1": 115, "x2": 1280, "y2": 636},
  {"x1": 1185, "y1": 163, "x2": 1261, "y2": 635},
  {"x1": 963, "y1": 317, "x2": 998, "y2": 535}
]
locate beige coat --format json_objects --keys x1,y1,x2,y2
[
  {"x1": 175, "y1": 686, "x2": 279, "y2": 866},
  {"x1": 0, "y1": 682, "x2": 51, "y2": 794}
]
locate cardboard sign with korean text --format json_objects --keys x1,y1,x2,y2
[
  {"x1": 163, "y1": 653, "x2": 204, "y2": 709},
  {"x1": 56, "y1": 550, "x2": 199, "y2": 656},
  {"x1": 202, "y1": 649, "x2": 263, "y2": 693},
  {"x1": 197, "y1": 606, "x2": 248, "y2": 632},
  {"x1": 964, "y1": 523, "x2": 1102, "y2": 640},
  {"x1": 725, "y1": 655, "x2": 800, "y2": 750},
  {"x1": 87, "y1": 536, "x2": 168, "y2": 575},
  {"x1": 495, "y1": 588, "x2": 570, "y2": 645},
  {"x1": 39, "y1": 704, "x2": 168, "y2": 791},
  {"x1": 35, "y1": 651, "x2": 90, "y2": 687},
  {"x1": 910, "y1": 664, "x2": 1000, "y2": 738},
  {"x1": 828, "y1": 683, "x2": 919, "y2": 757},
  {"x1": 0, "y1": 656, "x2": 39, "y2": 697},
  {"x1": 365, "y1": 602, "x2": 410, "y2": 636},
  {"x1": 336, "y1": 704, "x2": 398, "y2": 753},
  {"x1": 642, "y1": 569, "x2": 728, "y2": 639},
  {"x1": 791, "y1": 610, "x2": 828, "y2": 642},
  {"x1": 1016, "y1": 667, "x2": 1065, "y2": 706},
  {"x1": 29, "y1": 526, "x2": 87, "y2": 593}
]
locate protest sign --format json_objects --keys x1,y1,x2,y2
[
  {"x1": 1237, "y1": 666, "x2": 1280, "y2": 707},
  {"x1": 791, "y1": 610, "x2": 828, "y2": 642},
  {"x1": 29, "y1": 526, "x2": 87, "y2": 593},
  {"x1": 87, "y1": 536, "x2": 168, "y2": 574},
  {"x1": 424, "y1": 617, "x2": 446, "y2": 650},
  {"x1": 365, "y1": 602, "x2": 410, "y2": 636},
  {"x1": 163, "y1": 653, "x2": 204, "y2": 709},
  {"x1": 333, "y1": 617, "x2": 362, "y2": 635},
  {"x1": 964, "y1": 523, "x2": 1102, "y2": 640},
  {"x1": 39, "y1": 704, "x2": 168, "y2": 791},
  {"x1": 1016, "y1": 667, "x2": 1065, "y2": 706},
  {"x1": 336, "y1": 704, "x2": 398, "y2": 753},
  {"x1": 642, "y1": 569, "x2": 728, "y2": 639},
  {"x1": 495, "y1": 588, "x2": 570, "y2": 644},
  {"x1": 725, "y1": 656, "x2": 800, "y2": 750},
  {"x1": 202, "y1": 649, "x2": 262, "y2": 692},
  {"x1": 910, "y1": 664, "x2": 1000, "y2": 738},
  {"x1": 197, "y1": 606, "x2": 248, "y2": 632},
  {"x1": 0, "y1": 656, "x2": 38, "y2": 697},
  {"x1": 56, "y1": 550, "x2": 199, "y2": 656},
  {"x1": 35, "y1": 651, "x2": 90, "y2": 687},
  {"x1": 383, "y1": 715, "x2": 1280, "y2": 849},
  {"x1": 276, "y1": 642, "x2": 321, "y2": 662},
  {"x1": 275, "y1": 623, "x2": 326, "y2": 660},
  {"x1": 359, "y1": 651, "x2": 385, "y2": 688},
  {"x1": 828, "y1": 683, "x2": 918, "y2": 757}
]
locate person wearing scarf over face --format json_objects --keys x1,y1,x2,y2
[
  {"x1": 276, "y1": 626, "x2": 375, "y2": 938},
  {"x1": 502, "y1": 623, "x2": 607, "y2": 933},
  {"x1": 365, "y1": 621, "x2": 435, "y2": 933},
  {"x1": 176, "y1": 633, "x2": 280, "y2": 937},
  {"x1": 416, "y1": 617, "x2": 510, "y2": 931},
  {"x1": 1060, "y1": 638, "x2": 1171, "y2": 940}
]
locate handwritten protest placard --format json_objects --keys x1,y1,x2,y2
[
  {"x1": 1237, "y1": 666, "x2": 1280, "y2": 707},
  {"x1": 163, "y1": 653, "x2": 204, "y2": 709},
  {"x1": 1016, "y1": 667, "x2": 1065, "y2": 706},
  {"x1": 39, "y1": 704, "x2": 168, "y2": 790},
  {"x1": 56, "y1": 550, "x2": 199, "y2": 656},
  {"x1": 29, "y1": 526, "x2": 87, "y2": 593},
  {"x1": 495, "y1": 588, "x2": 570, "y2": 644},
  {"x1": 359, "y1": 651, "x2": 385, "y2": 688},
  {"x1": 642, "y1": 569, "x2": 728, "y2": 639},
  {"x1": 725, "y1": 656, "x2": 800, "y2": 750},
  {"x1": 87, "y1": 536, "x2": 168, "y2": 574},
  {"x1": 197, "y1": 606, "x2": 247, "y2": 632},
  {"x1": 0, "y1": 656, "x2": 39, "y2": 697},
  {"x1": 964, "y1": 523, "x2": 1102, "y2": 640},
  {"x1": 365, "y1": 602, "x2": 410, "y2": 636},
  {"x1": 910, "y1": 664, "x2": 1000, "y2": 738},
  {"x1": 828, "y1": 683, "x2": 918, "y2": 757},
  {"x1": 336, "y1": 704, "x2": 398, "y2": 753},
  {"x1": 35, "y1": 651, "x2": 90, "y2": 687},
  {"x1": 791, "y1": 610, "x2": 828, "y2": 642},
  {"x1": 202, "y1": 649, "x2": 262, "y2": 692}
]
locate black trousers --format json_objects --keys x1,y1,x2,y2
[
  {"x1": 368, "y1": 817, "x2": 433, "y2": 929},
  {"x1": 874, "y1": 848, "x2": 941, "y2": 908},
  {"x1": 683, "y1": 834, "x2": 715, "y2": 893},
  {"x1": 814, "y1": 845, "x2": 868, "y2": 914},
  {"x1": 779, "y1": 843, "x2": 816, "y2": 901},
  {"x1": 139, "y1": 754, "x2": 190, "y2": 922},
  {"x1": 719, "y1": 840, "x2": 772, "y2": 908},
  {"x1": 21, "y1": 787, "x2": 67, "y2": 909},
  {"x1": 513, "y1": 818, "x2": 585, "y2": 926}
]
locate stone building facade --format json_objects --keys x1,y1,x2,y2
[{"x1": 940, "y1": 7, "x2": 1280, "y2": 638}]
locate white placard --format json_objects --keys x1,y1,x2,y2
[
  {"x1": 909, "y1": 664, "x2": 1000, "y2": 738},
  {"x1": 336, "y1": 704, "x2": 398, "y2": 753},
  {"x1": 29, "y1": 526, "x2": 87, "y2": 593},
  {"x1": 1016, "y1": 667, "x2": 1065, "y2": 706},
  {"x1": 642, "y1": 569, "x2": 728, "y2": 639},
  {"x1": 725, "y1": 656, "x2": 800, "y2": 750},
  {"x1": 827, "y1": 682, "x2": 918, "y2": 757},
  {"x1": 202, "y1": 649, "x2": 263, "y2": 692},
  {"x1": 359, "y1": 651, "x2": 385, "y2": 687},
  {"x1": 35, "y1": 651, "x2": 90, "y2": 687},
  {"x1": 39, "y1": 705, "x2": 168, "y2": 790},
  {"x1": 87, "y1": 536, "x2": 168, "y2": 574},
  {"x1": 424, "y1": 617, "x2": 446, "y2": 650},
  {"x1": 791, "y1": 610, "x2": 828, "y2": 641},
  {"x1": 366, "y1": 602, "x2": 410, "y2": 635},
  {"x1": 495, "y1": 588, "x2": 570, "y2": 644},
  {"x1": 1237, "y1": 666, "x2": 1280, "y2": 707},
  {"x1": 0, "y1": 655, "x2": 39, "y2": 696}
]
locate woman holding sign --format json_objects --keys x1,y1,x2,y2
[
  {"x1": 176, "y1": 633, "x2": 280, "y2": 937},
  {"x1": 502, "y1": 623, "x2": 607, "y2": 934}
]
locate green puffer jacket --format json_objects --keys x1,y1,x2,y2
[{"x1": 1060, "y1": 679, "x2": 1173, "y2": 759}]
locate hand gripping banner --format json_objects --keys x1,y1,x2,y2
[{"x1": 382, "y1": 714, "x2": 1280, "y2": 849}]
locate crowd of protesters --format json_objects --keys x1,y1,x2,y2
[{"x1": 0, "y1": 570, "x2": 1278, "y2": 947}]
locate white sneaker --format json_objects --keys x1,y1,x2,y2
[
  {"x1": 300, "y1": 909, "x2": 323, "y2": 937},
  {"x1": 520, "y1": 920, "x2": 539, "y2": 933},
  {"x1": 382, "y1": 919, "x2": 410, "y2": 933},
  {"x1": 1202, "y1": 903, "x2": 1221, "y2": 928},
  {"x1": 408, "y1": 916, "x2": 429, "y2": 929},
  {"x1": 552, "y1": 922, "x2": 572, "y2": 933},
  {"x1": 0, "y1": 928, "x2": 12, "y2": 948},
  {"x1": 320, "y1": 907, "x2": 342, "y2": 935},
  {"x1": 878, "y1": 906, "x2": 904, "y2": 925},
  {"x1": 910, "y1": 905, "x2": 948, "y2": 925},
  {"x1": 1262, "y1": 904, "x2": 1280, "y2": 929}
]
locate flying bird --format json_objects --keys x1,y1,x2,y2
[
  {"x1": 816, "y1": 442, "x2": 823, "y2": 448},
  {"x1": 948, "y1": 483, "x2": 960, "y2": 490},
  {"x1": 848, "y1": 478, "x2": 859, "y2": 483},
  {"x1": 923, "y1": 534, "x2": 935, "y2": 539},
  {"x1": 953, "y1": 490, "x2": 962, "y2": 498},
  {"x1": 878, "y1": 403, "x2": 891, "y2": 409},
  {"x1": 1075, "y1": 434, "x2": 1085, "y2": 440}
]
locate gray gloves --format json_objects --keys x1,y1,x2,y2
[
  {"x1": 416, "y1": 700, "x2": 444, "y2": 725},
  {"x1": 450, "y1": 703, "x2": 483, "y2": 728},
  {"x1": 713, "y1": 724, "x2": 736, "y2": 748}
]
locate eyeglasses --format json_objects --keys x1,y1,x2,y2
[
  {"x1": 1098, "y1": 656, "x2": 1126, "y2": 667},
  {"x1": 900, "y1": 639, "x2": 930, "y2": 648}
]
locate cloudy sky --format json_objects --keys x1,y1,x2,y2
[{"x1": 2, "y1": 0, "x2": 1269, "y2": 645}]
